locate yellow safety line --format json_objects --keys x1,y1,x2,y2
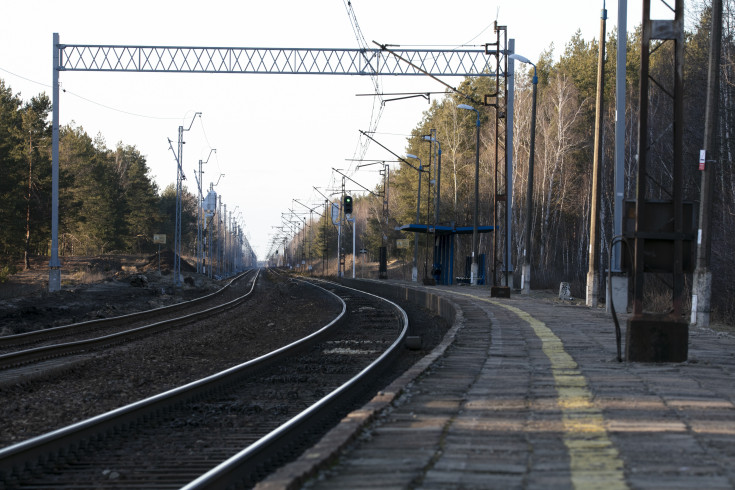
[{"x1": 448, "y1": 291, "x2": 628, "y2": 490}]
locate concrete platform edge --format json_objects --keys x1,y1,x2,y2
[{"x1": 256, "y1": 280, "x2": 465, "y2": 490}]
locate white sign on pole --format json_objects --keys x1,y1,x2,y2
[{"x1": 331, "y1": 202, "x2": 340, "y2": 225}]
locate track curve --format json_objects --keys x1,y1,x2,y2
[{"x1": 0, "y1": 273, "x2": 409, "y2": 489}]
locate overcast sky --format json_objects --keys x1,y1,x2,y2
[{"x1": 1, "y1": 0, "x2": 670, "y2": 259}]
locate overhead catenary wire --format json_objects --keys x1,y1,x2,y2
[
  {"x1": 0, "y1": 66, "x2": 182, "y2": 121},
  {"x1": 342, "y1": 0, "x2": 385, "y2": 174}
]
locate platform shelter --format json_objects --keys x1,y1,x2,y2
[{"x1": 396, "y1": 224, "x2": 494, "y2": 286}]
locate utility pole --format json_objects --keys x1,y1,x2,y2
[
  {"x1": 691, "y1": 0, "x2": 723, "y2": 326},
  {"x1": 609, "y1": 0, "x2": 628, "y2": 312},
  {"x1": 218, "y1": 200, "x2": 223, "y2": 277},
  {"x1": 224, "y1": 204, "x2": 229, "y2": 276},
  {"x1": 338, "y1": 177, "x2": 345, "y2": 278},
  {"x1": 49, "y1": 33, "x2": 61, "y2": 292},
  {"x1": 171, "y1": 112, "x2": 201, "y2": 288},
  {"x1": 587, "y1": 2, "x2": 607, "y2": 307},
  {"x1": 313, "y1": 186, "x2": 332, "y2": 276},
  {"x1": 25, "y1": 131, "x2": 33, "y2": 271},
  {"x1": 195, "y1": 149, "x2": 215, "y2": 275}
]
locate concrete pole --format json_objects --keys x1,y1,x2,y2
[
  {"x1": 471, "y1": 115, "x2": 480, "y2": 285},
  {"x1": 586, "y1": 3, "x2": 607, "y2": 307},
  {"x1": 522, "y1": 70, "x2": 538, "y2": 294},
  {"x1": 49, "y1": 33, "x2": 61, "y2": 292},
  {"x1": 609, "y1": 0, "x2": 629, "y2": 313},
  {"x1": 506, "y1": 38, "x2": 515, "y2": 289},
  {"x1": 691, "y1": 0, "x2": 723, "y2": 326},
  {"x1": 196, "y1": 159, "x2": 203, "y2": 274},
  {"x1": 414, "y1": 162, "x2": 422, "y2": 283}
]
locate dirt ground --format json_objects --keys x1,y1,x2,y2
[{"x1": 0, "y1": 253, "x2": 222, "y2": 336}]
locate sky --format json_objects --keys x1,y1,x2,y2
[{"x1": 0, "y1": 0, "x2": 672, "y2": 260}]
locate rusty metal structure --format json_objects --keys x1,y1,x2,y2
[
  {"x1": 485, "y1": 23, "x2": 512, "y2": 296},
  {"x1": 626, "y1": 0, "x2": 693, "y2": 362}
]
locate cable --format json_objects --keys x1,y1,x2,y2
[
  {"x1": 607, "y1": 234, "x2": 634, "y2": 362},
  {"x1": 1, "y1": 66, "x2": 181, "y2": 120},
  {"x1": 63, "y1": 89, "x2": 181, "y2": 120},
  {"x1": 454, "y1": 21, "x2": 496, "y2": 50},
  {"x1": 342, "y1": 0, "x2": 385, "y2": 172},
  {"x1": 195, "y1": 117, "x2": 225, "y2": 177},
  {"x1": 0, "y1": 66, "x2": 49, "y2": 88}
]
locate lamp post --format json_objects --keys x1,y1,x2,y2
[
  {"x1": 457, "y1": 104, "x2": 481, "y2": 285},
  {"x1": 423, "y1": 135, "x2": 442, "y2": 282},
  {"x1": 295, "y1": 199, "x2": 327, "y2": 275},
  {"x1": 195, "y1": 148, "x2": 216, "y2": 274},
  {"x1": 405, "y1": 154, "x2": 423, "y2": 282},
  {"x1": 169, "y1": 112, "x2": 201, "y2": 288},
  {"x1": 422, "y1": 136, "x2": 442, "y2": 227},
  {"x1": 508, "y1": 53, "x2": 538, "y2": 295}
]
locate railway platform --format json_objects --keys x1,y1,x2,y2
[{"x1": 259, "y1": 281, "x2": 735, "y2": 490}]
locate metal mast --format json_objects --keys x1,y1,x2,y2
[
  {"x1": 626, "y1": 0, "x2": 690, "y2": 362},
  {"x1": 48, "y1": 36, "x2": 501, "y2": 291}
]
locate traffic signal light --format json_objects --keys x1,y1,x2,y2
[{"x1": 344, "y1": 195, "x2": 353, "y2": 215}]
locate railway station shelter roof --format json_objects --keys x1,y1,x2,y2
[
  {"x1": 395, "y1": 224, "x2": 494, "y2": 235},
  {"x1": 395, "y1": 223, "x2": 494, "y2": 285}
]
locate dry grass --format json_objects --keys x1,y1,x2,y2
[{"x1": 67, "y1": 269, "x2": 107, "y2": 284}]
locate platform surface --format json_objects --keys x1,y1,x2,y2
[{"x1": 259, "y1": 282, "x2": 735, "y2": 489}]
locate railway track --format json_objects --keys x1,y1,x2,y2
[
  {"x1": 0, "y1": 270, "x2": 256, "y2": 354},
  {"x1": 0, "y1": 275, "x2": 409, "y2": 489},
  {"x1": 0, "y1": 270, "x2": 258, "y2": 372}
]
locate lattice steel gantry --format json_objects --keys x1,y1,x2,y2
[{"x1": 48, "y1": 34, "x2": 505, "y2": 291}]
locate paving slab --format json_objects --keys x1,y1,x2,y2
[{"x1": 259, "y1": 283, "x2": 735, "y2": 490}]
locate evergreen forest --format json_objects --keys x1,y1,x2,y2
[
  {"x1": 0, "y1": 83, "x2": 200, "y2": 278},
  {"x1": 1, "y1": 1, "x2": 734, "y2": 322},
  {"x1": 280, "y1": 2, "x2": 735, "y2": 323}
]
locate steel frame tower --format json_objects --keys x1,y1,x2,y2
[
  {"x1": 626, "y1": 0, "x2": 692, "y2": 362},
  {"x1": 47, "y1": 35, "x2": 504, "y2": 292}
]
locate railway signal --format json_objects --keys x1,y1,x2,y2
[{"x1": 344, "y1": 195, "x2": 353, "y2": 215}]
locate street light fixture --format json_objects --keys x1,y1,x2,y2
[
  {"x1": 422, "y1": 135, "x2": 442, "y2": 229},
  {"x1": 405, "y1": 153, "x2": 423, "y2": 283},
  {"x1": 458, "y1": 103, "x2": 481, "y2": 285},
  {"x1": 423, "y1": 134, "x2": 443, "y2": 282},
  {"x1": 508, "y1": 53, "x2": 538, "y2": 294}
]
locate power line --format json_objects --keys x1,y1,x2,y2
[
  {"x1": 64, "y1": 89, "x2": 181, "y2": 120},
  {"x1": 0, "y1": 66, "x2": 49, "y2": 88},
  {"x1": 0, "y1": 65, "x2": 180, "y2": 120},
  {"x1": 342, "y1": 0, "x2": 385, "y2": 173}
]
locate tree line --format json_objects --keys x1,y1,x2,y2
[
  {"x1": 0, "y1": 80, "x2": 201, "y2": 278},
  {"x1": 285, "y1": 1, "x2": 735, "y2": 323}
]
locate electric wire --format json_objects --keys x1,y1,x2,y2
[
  {"x1": 342, "y1": 0, "x2": 385, "y2": 175},
  {"x1": 0, "y1": 66, "x2": 49, "y2": 88},
  {"x1": 64, "y1": 89, "x2": 181, "y2": 120},
  {"x1": 0, "y1": 66, "x2": 181, "y2": 120},
  {"x1": 608, "y1": 234, "x2": 634, "y2": 363},
  {"x1": 196, "y1": 116, "x2": 223, "y2": 176}
]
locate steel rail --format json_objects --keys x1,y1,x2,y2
[
  {"x1": 0, "y1": 269, "x2": 259, "y2": 370},
  {"x1": 0, "y1": 273, "x2": 349, "y2": 480},
  {"x1": 0, "y1": 269, "x2": 250, "y2": 350},
  {"x1": 183, "y1": 277, "x2": 409, "y2": 489}
]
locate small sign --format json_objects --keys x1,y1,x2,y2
[
  {"x1": 153, "y1": 234, "x2": 167, "y2": 244},
  {"x1": 396, "y1": 239, "x2": 410, "y2": 249},
  {"x1": 331, "y1": 202, "x2": 340, "y2": 225},
  {"x1": 699, "y1": 149, "x2": 706, "y2": 170},
  {"x1": 359, "y1": 248, "x2": 368, "y2": 254}
]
